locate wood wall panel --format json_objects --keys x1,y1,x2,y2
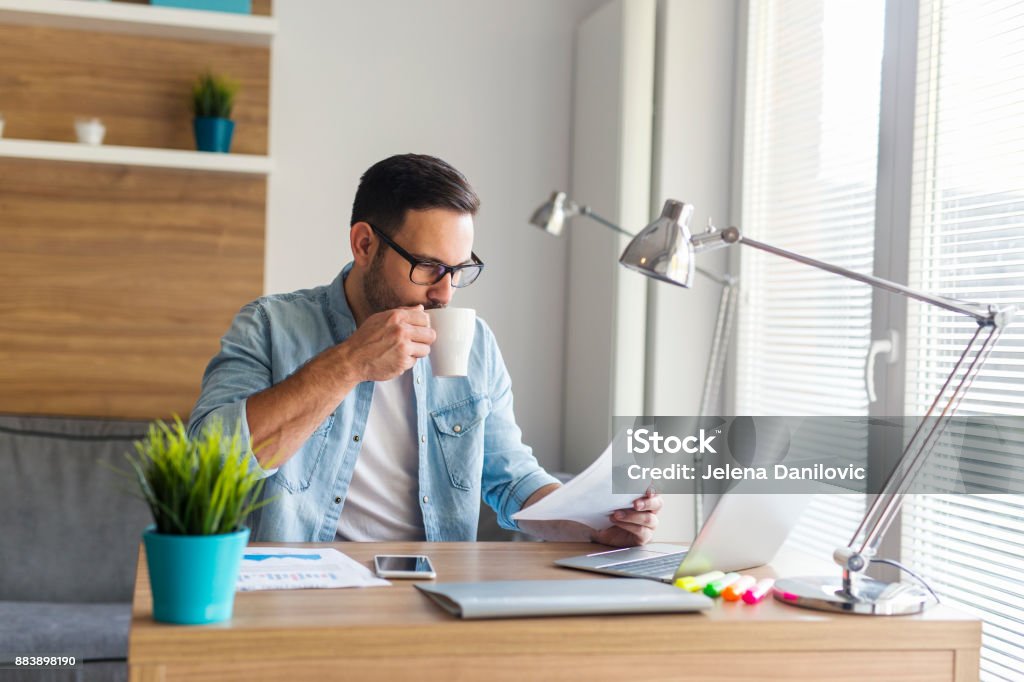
[
  {"x1": 0, "y1": 159, "x2": 265, "y2": 419},
  {"x1": 0, "y1": 24, "x2": 269, "y2": 154}
]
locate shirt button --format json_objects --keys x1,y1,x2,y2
[
  {"x1": 334, "y1": 496, "x2": 342, "y2": 504},
  {"x1": 453, "y1": 424, "x2": 462, "y2": 433},
  {"x1": 416, "y1": 376, "x2": 422, "y2": 384},
  {"x1": 420, "y1": 435, "x2": 426, "y2": 443},
  {"x1": 422, "y1": 495, "x2": 429, "y2": 504},
  {"x1": 353, "y1": 434, "x2": 360, "y2": 442}
]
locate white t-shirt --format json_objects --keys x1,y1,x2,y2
[{"x1": 335, "y1": 370, "x2": 425, "y2": 541}]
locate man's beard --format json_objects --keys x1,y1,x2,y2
[{"x1": 362, "y1": 249, "x2": 446, "y2": 314}]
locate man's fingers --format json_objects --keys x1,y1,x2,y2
[
  {"x1": 407, "y1": 341, "x2": 432, "y2": 358},
  {"x1": 400, "y1": 305, "x2": 430, "y2": 327},
  {"x1": 607, "y1": 519, "x2": 655, "y2": 544},
  {"x1": 634, "y1": 493, "x2": 663, "y2": 513},
  {"x1": 406, "y1": 324, "x2": 437, "y2": 344},
  {"x1": 613, "y1": 510, "x2": 658, "y2": 530}
]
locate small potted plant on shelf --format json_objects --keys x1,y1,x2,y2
[
  {"x1": 123, "y1": 417, "x2": 273, "y2": 624},
  {"x1": 191, "y1": 70, "x2": 239, "y2": 153}
]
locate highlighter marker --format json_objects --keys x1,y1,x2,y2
[
  {"x1": 741, "y1": 578, "x2": 776, "y2": 604},
  {"x1": 674, "y1": 570, "x2": 724, "y2": 592},
  {"x1": 704, "y1": 572, "x2": 741, "y2": 597},
  {"x1": 722, "y1": 575, "x2": 757, "y2": 601}
]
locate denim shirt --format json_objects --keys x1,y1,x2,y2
[{"x1": 188, "y1": 263, "x2": 559, "y2": 542}]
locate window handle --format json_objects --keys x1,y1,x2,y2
[{"x1": 865, "y1": 330, "x2": 900, "y2": 403}]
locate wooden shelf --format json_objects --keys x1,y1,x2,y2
[
  {"x1": 0, "y1": 0, "x2": 276, "y2": 46},
  {"x1": 0, "y1": 138, "x2": 272, "y2": 174}
]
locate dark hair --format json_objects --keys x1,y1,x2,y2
[{"x1": 350, "y1": 154, "x2": 480, "y2": 239}]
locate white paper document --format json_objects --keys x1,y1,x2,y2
[
  {"x1": 512, "y1": 431, "x2": 648, "y2": 530},
  {"x1": 236, "y1": 547, "x2": 390, "y2": 591}
]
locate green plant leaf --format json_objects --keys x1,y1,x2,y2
[
  {"x1": 111, "y1": 414, "x2": 278, "y2": 536},
  {"x1": 191, "y1": 70, "x2": 240, "y2": 119}
]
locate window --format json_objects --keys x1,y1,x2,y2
[
  {"x1": 739, "y1": 1, "x2": 1024, "y2": 677},
  {"x1": 900, "y1": 0, "x2": 1024, "y2": 678},
  {"x1": 737, "y1": 0, "x2": 885, "y2": 556}
]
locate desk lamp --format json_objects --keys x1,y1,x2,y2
[
  {"x1": 619, "y1": 198, "x2": 1014, "y2": 615},
  {"x1": 530, "y1": 191, "x2": 737, "y2": 531}
]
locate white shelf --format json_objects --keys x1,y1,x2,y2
[
  {"x1": 0, "y1": 0, "x2": 276, "y2": 46},
  {"x1": 0, "y1": 139, "x2": 272, "y2": 174}
]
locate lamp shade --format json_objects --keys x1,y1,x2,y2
[
  {"x1": 618, "y1": 199, "x2": 695, "y2": 288},
  {"x1": 529, "y1": 191, "x2": 573, "y2": 236}
]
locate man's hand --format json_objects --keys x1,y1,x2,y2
[
  {"x1": 591, "y1": 489, "x2": 663, "y2": 547},
  {"x1": 336, "y1": 305, "x2": 436, "y2": 383},
  {"x1": 517, "y1": 485, "x2": 663, "y2": 547}
]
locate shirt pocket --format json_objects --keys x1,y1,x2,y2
[
  {"x1": 431, "y1": 394, "x2": 490, "y2": 491},
  {"x1": 272, "y1": 412, "x2": 336, "y2": 493}
]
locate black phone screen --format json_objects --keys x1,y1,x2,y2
[{"x1": 376, "y1": 556, "x2": 431, "y2": 572}]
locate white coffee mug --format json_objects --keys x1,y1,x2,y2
[{"x1": 425, "y1": 308, "x2": 476, "y2": 377}]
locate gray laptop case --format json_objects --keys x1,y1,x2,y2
[{"x1": 415, "y1": 579, "x2": 712, "y2": 619}]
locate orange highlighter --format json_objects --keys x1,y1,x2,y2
[
  {"x1": 704, "y1": 572, "x2": 741, "y2": 597},
  {"x1": 742, "y1": 578, "x2": 776, "y2": 604},
  {"x1": 673, "y1": 570, "x2": 724, "y2": 592},
  {"x1": 721, "y1": 575, "x2": 757, "y2": 601}
]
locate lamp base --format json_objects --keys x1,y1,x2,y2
[{"x1": 773, "y1": 575, "x2": 932, "y2": 615}]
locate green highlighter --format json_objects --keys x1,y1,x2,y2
[{"x1": 703, "y1": 572, "x2": 741, "y2": 597}]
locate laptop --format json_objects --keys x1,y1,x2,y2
[{"x1": 554, "y1": 492, "x2": 812, "y2": 583}]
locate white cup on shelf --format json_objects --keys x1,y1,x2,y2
[
  {"x1": 0, "y1": 113, "x2": 5, "y2": 139},
  {"x1": 74, "y1": 118, "x2": 106, "y2": 145}
]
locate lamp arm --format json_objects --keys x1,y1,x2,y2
[
  {"x1": 708, "y1": 225, "x2": 1014, "y2": 589},
  {"x1": 697, "y1": 279, "x2": 738, "y2": 418},
  {"x1": 717, "y1": 227, "x2": 995, "y2": 324},
  {"x1": 846, "y1": 322, "x2": 1002, "y2": 564},
  {"x1": 579, "y1": 206, "x2": 637, "y2": 238}
]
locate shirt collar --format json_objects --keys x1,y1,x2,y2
[{"x1": 326, "y1": 262, "x2": 357, "y2": 341}]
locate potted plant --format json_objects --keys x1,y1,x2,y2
[
  {"x1": 123, "y1": 417, "x2": 273, "y2": 624},
  {"x1": 191, "y1": 70, "x2": 239, "y2": 153}
]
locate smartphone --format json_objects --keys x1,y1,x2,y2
[{"x1": 373, "y1": 554, "x2": 437, "y2": 579}]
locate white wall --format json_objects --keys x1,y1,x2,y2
[
  {"x1": 563, "y1": 0, "x2": 654, "y2": 474},
  {"x1": 648, "y1": 0, "x2": 737, "y2": 420},
  {"x1": 266, "y1": 0, "x2": 605, "y2": 472},
  {"x1": 647, "y1": 0, "x2": 739, "y2": 542}
]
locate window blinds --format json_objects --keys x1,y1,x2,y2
[
  {"x1": 738, "y1": 0, "x2": 885, "y2": 557},
  {"x1": 901, "y1": 0, "x2": 1024, "y2": 679}
]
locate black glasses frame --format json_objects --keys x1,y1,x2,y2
[{"x1": 367, "y1": 223, "x2": 485, "y2": 288}]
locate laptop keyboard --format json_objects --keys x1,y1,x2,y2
[{"x1": 604, "y1": 552, "x2": 688, "y2": 578}]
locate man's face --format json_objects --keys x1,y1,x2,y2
[{"x1": 362, "y1": 208, "x2": 475, "y2": 314}]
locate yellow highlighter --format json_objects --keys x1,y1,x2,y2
[
  {"x1": 673, "y1": 570, "x2": 724, "y2": 592},
  {"x1": 722, "y1": 575, "x2": 757, "y2": 601},
  {"x1": 704, "y1": 572, "x2": 741, "y2": 597}
]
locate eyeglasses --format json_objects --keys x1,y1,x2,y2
[{"x1": 368, "y1": 223, "x2": 485, "y2": 288}]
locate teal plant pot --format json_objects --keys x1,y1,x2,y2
[
  {"x1": 143, "y1": 525, "x2": 249, "y2": 625},
  {"x1": 193, "y1": 117, "x2": 235, "y2": 153}
]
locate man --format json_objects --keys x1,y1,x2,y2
[{"x1": 189, "y1": 153, "x2": 661, "y2": 546}]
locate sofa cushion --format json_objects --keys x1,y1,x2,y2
[
  {"x1": 0, "y1": 601, "x2": 130, "y2": 660},
  {"x1": 0, "y1": 415, "x2": 153, "y2": 602}
]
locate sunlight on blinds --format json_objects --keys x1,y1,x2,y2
[
  {"x1": 738, "y1": 0, "x2": 884, "y2": 557},
  {"x1": 902, "y1": 1, "x2": 1024, "y2": 679}
]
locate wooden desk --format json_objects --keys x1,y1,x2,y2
[{"x1": 128, "y1": 542, "x2": 980, "y2": 681}]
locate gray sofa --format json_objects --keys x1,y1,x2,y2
[
  {"x1": 0, "y1": 414, "x2": 562, "y2": 681},
  {"x1": 0, "y1": 415, "x2": 153, "y2": 682}
]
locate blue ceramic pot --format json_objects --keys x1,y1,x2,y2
[
  {"x1": 143, "y1": 525, "x2": 249, "y2": 625},
  {"x1": 193, "y1": 117, "x2": 235, "y2": 153}
]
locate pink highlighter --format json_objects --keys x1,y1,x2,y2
[
  {"x1": 741, "y1": 578, "x2": 776, "y2": 604},
  {"x1": 722, "y1": 575, "x2": 757, "y2": 602}
]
